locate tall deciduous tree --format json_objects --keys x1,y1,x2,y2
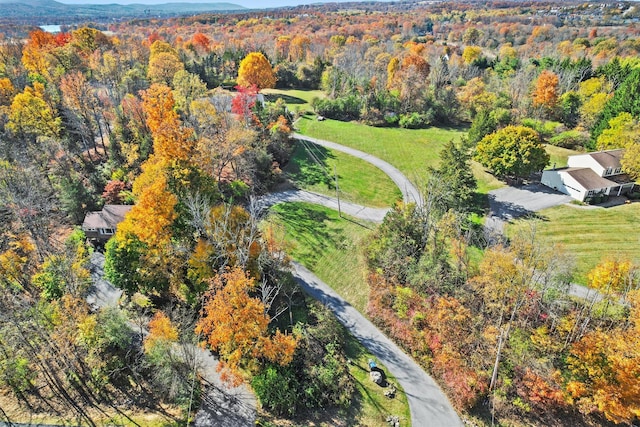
[
  {"x1": 532, "y1": 70, "x2": 560, "y2": 117},
  {"x1": 141, "y1": 83, "x2": 195, "y2": 162},
  {"x1": 8, "y1": 82, "x2": 61, "y2": 139},
  {"x1": 195, "y1": 267, "x2": 296, "y2": 385},
  {"x1": 237, "y1": 52, "x2": 276, "y2": 90},
  {"x1": 592, "y1": 67, "x2": 640, "y2": 142},
  {"x1": 147, "y1": 40, "x2": 184, "y2": 85},
  {"x1": 475, "y1": 126, "x2": 549, "y2": 179}
]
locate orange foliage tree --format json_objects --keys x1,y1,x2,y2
[
  {"x1": 565, "y1": 290, "x2": 640, "y2": 424},
  {"x1": 532, "y1": 70, "x2": 559, "y2": 110},
  {"x1": 144, "y1": 311, "x2": 179, "y2": 354},
  {"x1": 195, "y1": 268, "x2": 296, "y2": 385},
  {"x1": 141, "y1": 83, "x2": 195, "y2": 162}
]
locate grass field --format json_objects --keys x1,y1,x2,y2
[
  {"x1": 268, "y1": 202, "x2": 373, "y2": 313},
  {"x1": 283, "y1": 142, "x2": 402, "y2": 207},
  {"x1": 262, "y1": 88, "x2": 324, "y2": 114},
  {"x1": 296, "y1": 116, "x2": 465, "y2": 187},
  {"x1": 545, "y1": 145, "x2": 581, "y2": 169},
  {"x1": 506, "y1": 203, "x2": 640, "y2": 284}
]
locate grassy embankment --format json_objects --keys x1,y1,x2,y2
[
  {"x1": 507, "y1": 202, "x2": 640, "y2": 284},
  {"x1": 267, "y1": 202, "x2": 410, "y2": 426},
  {"x1": 264, "y1": 90, "x2": 402, "y2": 207},
  {"x1": 283, "y1": 142, "x2": 402, "y2": 207}
]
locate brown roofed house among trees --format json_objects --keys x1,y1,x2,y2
[{"x1": 82, "y1": 204, "x2": 132, "y2": 243}]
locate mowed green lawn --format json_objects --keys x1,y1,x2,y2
[
  {"x1": 507, "y1": 203, "x2": 640, "y2": 284},
  {"x1": 545, "y1": 145, "x2": 581, "y2": 169},
  {"x1": 261, "y1": 88, "x2": 324, "y2": 113},
  {"x1": 268, "y1": 202, "x2": 373, "y2": 313},
  {"x1": 296, "y1": 116, "x2": 464, "y2": 186},
  {"x1": 345, "y1": 336, "x2": 411, "y2": 427},
  {"x1": 283, "y1": 142, "x2": 402, "y2": 207}
]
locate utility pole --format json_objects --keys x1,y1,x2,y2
[{"x1": 334, "y1": 163, "x2": 341, "y2": 217}]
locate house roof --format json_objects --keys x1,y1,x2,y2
[
  {"x1": 588, "y1": 149, "x2": 624, "y2": 170},
  {"x1": 562, "y1": 167, "x2": 619, "y2": 191},
  {"x1": 82, "y1": 204, "x2": 132, "y2": 229}
]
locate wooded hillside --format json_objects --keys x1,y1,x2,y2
[{"x1": 1, "y1": 1, "x2": 639, "y2": 425}]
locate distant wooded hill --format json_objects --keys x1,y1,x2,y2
[{"x1": 0, "y1": 0, "x2": 245, "y2": 21}]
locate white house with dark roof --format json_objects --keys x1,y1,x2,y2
[
  {"x1": 541, "y1": 149, "x2": 635, "y2": 202},
  {"x1": 82, "y1": 204, "x2": 132, "y2": 243}
]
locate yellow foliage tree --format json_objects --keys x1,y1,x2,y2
[
  {"x1": 237, "y1": 52, "x2": 276, "y2": 90},
  {"x1": 462, "y1": 46, "x2": 482, "y2": 64},
  {"x1": 0, "y1": 77, "x2": 15, "y2": 105},
  {"x1": 587, "y1": 258, "x2": 638, "y2": 298},
  {"x1": 8, "y1": 82, "x2": 61, "y2": 138}
]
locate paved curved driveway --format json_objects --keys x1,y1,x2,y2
[
  {"x1": 294, "y1": 133, "x2": 423, "y2": 206},
  {"x1": 258, "y1": 189, "x2": 389, "y2": 222},
  {"x1": 277, "y1": 135, "x2": 461, "y2": 425},
  {"x1": 292, "y1": 262, "x2": 463, "y2": 427}
]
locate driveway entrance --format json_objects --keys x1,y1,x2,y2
[{"x1": 489, "y1": 183, "x2": 573, "y2": 221}]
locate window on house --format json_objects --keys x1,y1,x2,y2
[
  {"x1": 605, "y1": 167, "x2": 613, "y2": 176},
  {"x1": 101, "y1": 228, "x2": 115, "y2": 235}
]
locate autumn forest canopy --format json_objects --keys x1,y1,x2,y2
[{"x1": 0, "y1": 0, "x2": 640, "y2": 426}]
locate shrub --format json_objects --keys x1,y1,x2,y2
[
  {"x1": 548, "y1": 130, "x2": 589, "y2": 149},
  {"x1": 360, "y1": 107, "x2": 387, "y2": 127},
  {"x1": 253, "y1": 303, "x2": 354, "y2": 416},
  {"x1": 521, "y1": 118, "x2": 563, "y2": 139},
  {"x1": 313, "y1": 95, "x2": 361, "y2": 121},
  {"x1": 398, "y1": 110, "x2": 434, "y2": 129},
  {"x1": 252, "y1": 364, "x2": 300, "y2": 416}
]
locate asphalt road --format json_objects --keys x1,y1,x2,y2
[
  {"x1": 292, "y1": 262, "x2": 463, "y2": 427},
  {"x1": 294, "y1": 133, "x2": 423, "y2": 206}
]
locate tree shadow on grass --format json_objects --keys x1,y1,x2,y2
[
  {"x1": 264, "y1": 94, "x2": 307, "y2": 105},
  {"x1": 284, "y1": 143, "x2": 336, "y2": 189},
  {"x1": 274, "y1": 203, "x2": 346, "y2": 268}
]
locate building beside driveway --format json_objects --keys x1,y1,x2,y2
[
  {"x1": 541, "y1": 149, "x2": 635, "y2": 202},
  {"x1": 82, "y1": 204, "x2": 132, "y2": 243}
]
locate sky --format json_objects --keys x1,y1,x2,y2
[{"x1": 56, "y1": 0, "x2": 391, "y2": 7}]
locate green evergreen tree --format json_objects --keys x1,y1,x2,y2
[
  {"x1": 436, "y1": 138, "x2": 477, "y2": 212},
  {"x1": 592, "y1": 67, "x2": 640, "y2": 144},
  {"x1": 468, "y1": 109, "x2": 497, "y2": 145}
]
